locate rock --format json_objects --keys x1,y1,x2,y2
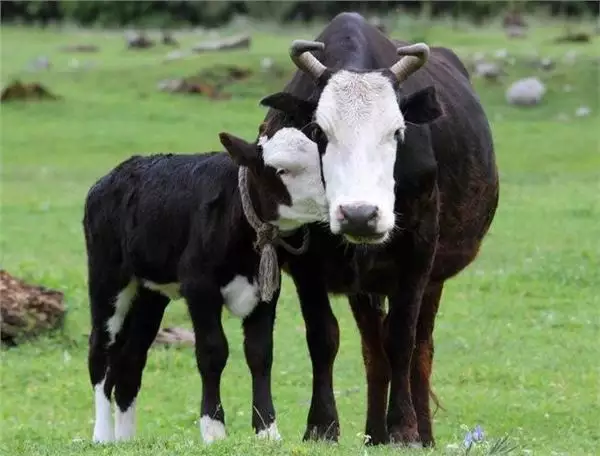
[
  {"x1": 191, "y1": 34, "x2": 251, "y2": 53},
  {"x1": 260, "y1": 57, "x2": 274, "y2": 72},
  {"x1": 475, "y1": 61, "x2": 504, "y2": 81},
  {"x1": 539, "y1": 57, "x2": 554, "y2": 71},
  {"x1": 505, "y1": 25, "x2": 527, "y2": 38},
  {"x1": 28, "y1": 56, "x2": 51, "y2": 71},
  {"x1": 575, "y1": 106, "x2": 591, "y2": 117},
  {"x1": 506, "y1": 77, "x2": 546, "y2": 106},
  {"x1": 125, "y1": 30, "x2": 154, "y2": 49},
  {"x1": 60, "y1": 44, "x2": 99, "y2": 53},
  {"x1": 494, "y1": 48, "x2": 508, "y2": 59},
  {"x1": 563, "y1": 50, "x2": 577, "y2": 65},
  {"x1": 1, "y1": 80, "x2": 60, "y2": 103},
  {"x1": 0, "y1": 269, "x2": 66, "y2": 346},
  {"x1": 164, "y1": 50, "x2": 189, "y2": 62}
]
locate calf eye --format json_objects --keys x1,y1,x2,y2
[
  {"x1": 394, "y1": 129, "x2": 403, "y2": 142},
  {"x1": 276, "y1": 168, "x2": 289, "y2": 176}
]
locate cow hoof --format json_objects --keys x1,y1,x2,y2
[
  {"x1": 389, "y1": 428, "x2": 421, "y2": 448},
  {"x1": 302, "y1": 422, "x2": 340, "y2": 442}
]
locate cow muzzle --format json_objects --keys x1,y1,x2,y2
[{"x1": 335, "y1": 203, "x2": 388, "y2": 244}]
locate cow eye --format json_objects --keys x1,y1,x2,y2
[
  {"x1": 310, "y1": 124, "x2": 326, "y2": 143},
  {"x1": 276, "y1": 168, "x2": 289, "y2": 176},
  {"x1": 394, "y1": 129, "x2": 403, "y2": 142}
]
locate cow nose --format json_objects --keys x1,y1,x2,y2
[{"x1": 337, "y1": 203, "x2": 379, "y2": 236}]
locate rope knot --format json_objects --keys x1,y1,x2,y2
[{"x1": 238, "y1": 166, "x2": 310, "y2": 303}]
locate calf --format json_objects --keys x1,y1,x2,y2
[{"x1": 83, "y1": 128, "x2": 326, "y2": 443}]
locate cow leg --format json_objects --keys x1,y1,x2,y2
[
  {"x1": 289, "y1": 264, "x2": 340, "y2": 442},
  {"x1": 110, "y1": 287, "x2": 169, "y2": 441},
  {"x1": 410, "y1": 281, "x2": 443, "y2": 447},
  {"x1": 182, "y1": 277, "x2": 229, "y2": 444},
  {"x1": 87, "y1": 261, "x2": 135, "y2": 443},
  {"x1": 243, "y1": 290, "x2": 281, "y2": 440},
  {"x1": 385, "y1": 276, "x2": 429, "y2": 446},
  {"x1": 348, "y1": 293, "x2": 390, "y2": 445}
]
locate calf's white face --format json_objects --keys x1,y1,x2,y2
[
  {"x1": 259, "y1": 128, "x2": 327, "y2": 231},
  {"x1": 315, "y1": 70, "x2": 405, "y2": 243}
]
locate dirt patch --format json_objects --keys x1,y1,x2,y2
[
  {"x1": 1, "y1": 270, "x2": 66, "y2": 347},
  {"x1": 158, "y1": 65, "x2": 252, "y2": 100},
  {"x1": 1, "y1": 80, "x2": 60, "y2": 103}
]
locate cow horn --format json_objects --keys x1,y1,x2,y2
[
  {"x1": 290, "y1": 40, "x2": 327, "y2": 79},
  {"x1": 389, "y1": 43, "x2": 430, "y2": 83}
]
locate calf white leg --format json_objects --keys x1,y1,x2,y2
[
  {"x1": 199, "y1": 415, "x2": 227, "y2": 444},
  {"x1": 115, "y1": 399, "x2": 136, "y2": 441},
  {"x1": 93, "y1": 379, "x2": 114, "y2": 443}
]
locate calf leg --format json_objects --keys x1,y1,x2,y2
[
  {"x1": 243, "y1": 290, "x2": 280, "y2": 440},
  {"x1": 110, "y1": 287, "x2": 169, "y2": 441},
  {"x1": 87, "y1": 266, "x2": 136, "y2": 443},
  {"x1": 410, "y1": 281, "x2": 443, "y2": 447},
  {"x1": 289, "y1": 265, "x2": 340, "y2": 442},
  {"x1": 182, "y1": 278, "x2": 229, "y2": 444},
  {"x1": 348, "y1": 293, "x2": 390, "y2": 445}
]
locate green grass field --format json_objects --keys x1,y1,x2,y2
[{"x1": 1, "y1": 17, "x2": 599, "y2": 456}]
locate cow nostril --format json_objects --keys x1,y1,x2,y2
[{"x1": 338, "y1": 204, "x2": 379, "y2": 225}]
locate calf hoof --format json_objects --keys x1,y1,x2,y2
[
  {"x1": 303, "y1": 422, "x2": 340, "y2": 442},
  {"x1": 257, "y1": 421, "x2": 282, "y2": 441}
]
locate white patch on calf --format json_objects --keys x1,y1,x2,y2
[
  {"x1": 220, "y1": 275, "x2": 259, "y2": 319},
  {"x1": 257, "y1": 421, "x2": 282, "y2": 441},
  {"x1": 259, "y1": 128, "x2": 327, "y2": 231},
  {"x1": 106, "y1": 280, "x2": 138, "y2": 345},
  {"x1": 114, "y1": 400, "x2": 136, "y2": 441},
  {"x1": 93, "y1": 379, "x2": 114, "y2": 443},
  {"x1": 142, "y1": 280, "x2": 181, "y2": 300},
  {"x1": 199, "y1": 415, "x2": 227, "y2": 444},
  {"x1": 315, "y1": 70, "x2": 403, "y2": 238}
]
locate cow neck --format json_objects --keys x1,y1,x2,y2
[{"x1": 237, "y1": 166, "x2": 309, "y2": 303}]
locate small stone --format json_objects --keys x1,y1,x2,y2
[
  {"x1": 575, "y1": 106, "x2": 591, "y2": 117},
  {"x1": 506, "y1": 77, "x2": 546, "y2": 106}
]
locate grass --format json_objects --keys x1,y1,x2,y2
[{"x1": 1, "y1": 16, "x2": 600, "y2": 456}]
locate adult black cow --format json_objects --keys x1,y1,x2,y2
[{"x1": 253, "y1": 12, "x2": 500, "y2": 447}]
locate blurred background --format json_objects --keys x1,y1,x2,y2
[{"x1": 1, "y1": 2, "x2": 599, "y2": 455}]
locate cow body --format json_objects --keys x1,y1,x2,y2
[
  {"x1": 84, "y1": 129, "x2": 326, "y2": 444},
  {"x1": 258, "y1": 12, "x2": 499, "y2": 446}
]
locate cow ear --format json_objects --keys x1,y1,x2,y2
[
  {"x1": 260, "y1": 92, "x2": 317, "y2": 118},
  {"x1": 219, "y1": 132, "x2": 259, "y2": 168},
  {"x1": 400, "y1": 86, "x2": 444, "y2": 125}
]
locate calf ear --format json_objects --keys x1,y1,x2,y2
[
  {"x1": 260, "y1": 92, "x2": 317, "y2": 119},
  {"x1": 400, "y1": 86, "x2": 444, "y2": 125},
  {"x1": 219, "y1": 132, "x2": 259, "y2": 168}
]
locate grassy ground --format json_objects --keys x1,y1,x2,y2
[{"x1": 1, "y1": 17, "x2": 599, "y2": 456}]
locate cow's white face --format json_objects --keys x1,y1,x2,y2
[
  {"x1": 260, "y1": 128, "x2": 328, "y2": 231},
  {"x1": 315, "y1": 71, "x2": 405, "y2": 244}
]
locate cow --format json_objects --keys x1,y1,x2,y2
[
  {"x1": 83, "y1": 128, "x2": 327, "y2": 444},
  {"x1": 249, "y1": 12, "x2": 500, "y2": 447}
]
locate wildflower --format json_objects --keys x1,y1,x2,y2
[
  {"x1": 464, "y1": 430, "x2": 474, "y2": 449},
  {"x1": 472, "y1": 424, "x2": 485, "y2": 442}
]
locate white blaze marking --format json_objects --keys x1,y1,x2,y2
[
  {"x1": 93, "y1": 380, "x2": 114, "y2": 443},
  {"x1": 114, "y1": 399, "x2": 136, "y2": 441},
  {"x1": 142, "y1": 280, "x2": 181, "y2": 300},
  {"x1": 259, "y1": 128, "x2": 327, "y2": 231},
  {"x1": 257, "y1": 421, "x2": 282, "y2": 441},
  {"x1": 106, "y1": 280, "x2": 138, "y2": 345},
  {"x1": 220, "y1": 275, "x2": 259, "y2": 319},
  {"x1": 315, "y1": 70, "x2": 403, "y2": 238},
  {"x1": 199, "y1": 415, "x2": 227, "y2": 444}
]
